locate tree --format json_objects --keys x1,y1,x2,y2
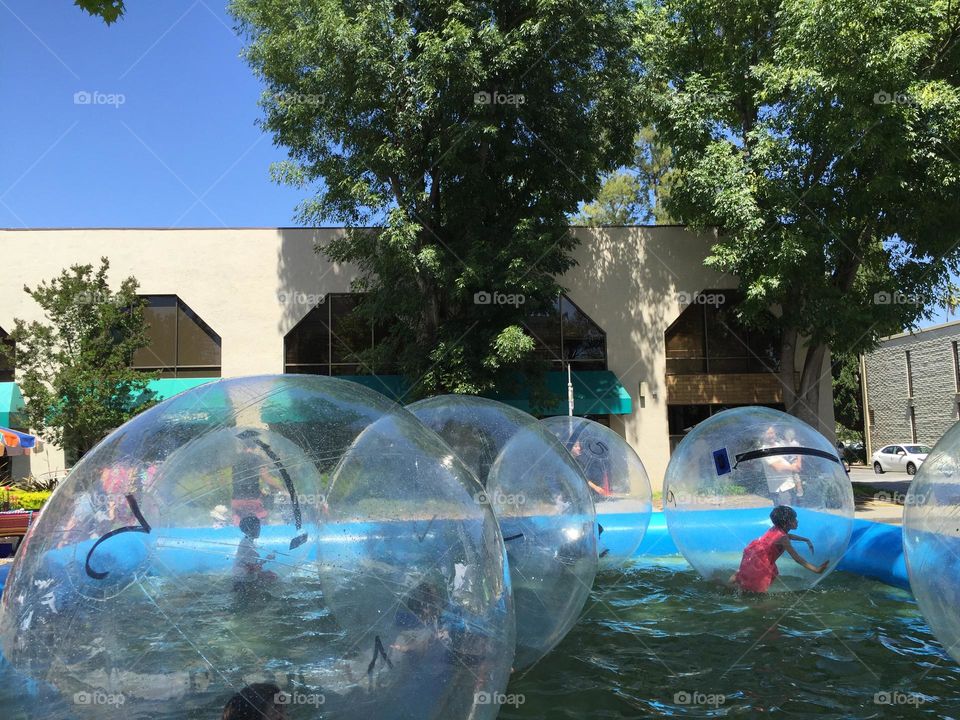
[
  {"x1": 575, "y1": 127, "x2": 676, "y2": 226},
  {"x1": 832, "y1": 350, "x2": 864, "y2": 438},
  {"x1": 636, "y1": 0, "x2": 960, "y2": 430},
  {"x1": 574, "y1": 171, "x2": 644, "y2": 226},
  {"x1": 0, "y1": 259, "x2": 155, "y2": 458},
  {"x1": 231, "y1": 0, "x2": 640, "y2": 396},
  {"x1": 74, "y1": 0, "x2": 125, "y2": 23}
]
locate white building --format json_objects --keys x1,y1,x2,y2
[{"x1": 0, "y1": 227, "x2": 835, "y2": 491}]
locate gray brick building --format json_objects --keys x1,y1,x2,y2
[{"x1": 861, "y1": 318, "x2": 960, "y2": 459}]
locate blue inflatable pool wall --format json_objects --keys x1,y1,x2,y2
[{"x1": 0, "y1": 511, "x2": 909, "y2": 596}]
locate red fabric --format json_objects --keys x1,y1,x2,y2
[
  {"x1": 0, "y1": 510, "x2": 33, "y2": 535},
  {"x1": 734, "y1": 527, "x2": 787, "y2": 592}
]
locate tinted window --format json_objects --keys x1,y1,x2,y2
[{"x1": 132, "y1": 296, "x2": 221, "y2": 376}]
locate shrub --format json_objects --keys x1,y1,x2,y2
[{"x1": 1, "y1": 488, "x2": 53, "y2": 511}]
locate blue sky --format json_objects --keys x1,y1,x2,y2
[{"x1": 0, "y1": 0, "x2": 304, "y2": 227}]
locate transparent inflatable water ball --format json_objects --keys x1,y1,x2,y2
[
  {"x1": 408, "y1": 395, "x2": 598, "y2": 669},
  {"x1": 903, "y1": 421, "x2": 960, "y2": 664},
  {"x1": 0, "y1": 376, "x2": 514, "y2": 720},
  {"x1": 664, "y1": 406, "x2": 854, "y2": 592},
  {"x1": 541, "y1": 416, "x2": 652, "y2": 567}
]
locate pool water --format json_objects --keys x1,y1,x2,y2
[
  {"x1": 1, "y1": 564, "x2": 958, "y2": 719},
  {"x1": 503, "y1": 564, "x2": 960, "y2": 719}
]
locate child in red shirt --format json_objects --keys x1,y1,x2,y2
[{"x1": 732, "y1": 506, "x2": 828, "y2": 592}]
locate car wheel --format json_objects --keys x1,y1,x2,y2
[
  {"x1": 874, "y1": 462, "x2": 884, "y2": 474},
  {"x1": 907, "y1": 462, "x2": 916, "y2": 475}
]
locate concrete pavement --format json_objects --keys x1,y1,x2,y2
[{"x1": 848, "y1": 464, "x2": 917, "y2": 526}]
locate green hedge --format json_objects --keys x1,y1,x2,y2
[{"x1": 1, "y1": 489, "x2": 52, "y2": 511}]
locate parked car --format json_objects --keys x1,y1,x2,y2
[{"x1": 872, "y1": 443, "x2": 932, "y2": 475}]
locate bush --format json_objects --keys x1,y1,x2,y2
[{"x1": 1, "y1": 488, "x2": 52, "y2": 511}]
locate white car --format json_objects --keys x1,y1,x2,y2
[{"x1": 872, "y1": 443, "x2": 932, "y2": 475}]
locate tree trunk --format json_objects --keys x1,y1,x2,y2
[
  {"x1": 779, "y1": 326, "x2": 798, "y2": 414},
  {"x1": 794, "y1": 340, "x2": 829, "y2": 434}
]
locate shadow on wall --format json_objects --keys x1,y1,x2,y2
[
  {"x1": 275, "y1": 228, "x2": 358, "y2": 358},
  {"x1": 573, "y1": 225, "x2": 731, "y2": 403}
]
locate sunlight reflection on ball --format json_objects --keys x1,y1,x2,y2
[
  {"x1": 541, "y1": 416, "x2": 652, "y2": 567},
  {"x1": 408, "y1": 395, "x2": 597, "y2": 668}
]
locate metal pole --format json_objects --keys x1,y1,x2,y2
[{"x1": 567, "y1": 363, "x2": 574, "y2": 417}]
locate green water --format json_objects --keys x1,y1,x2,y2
[
  {"x1": 504, "y1": 563, "x2": 960, "y2": 719},
  {"x1": 3, "y1": 563, "x2": 959, "y2": 718}
]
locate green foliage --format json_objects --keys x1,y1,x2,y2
[
  {"x1": 74, "y1": 0, "x2": 125, "y2": 23},
  {"x1": 231, "y1": 0, "x2": 640, "y2": 395},
  {"x1": 636, "y1": 0, "x2": 960, "y2": 423},
  {"x1": 1, "y1": 259, "x2": 157, "y2": 457},
  {"x1": 575, "y1": 171, "x2": 644, "y2": 226},
  {"x1": 832, "y1": 351, "x2": 864, "y2": 437},
  {"x1": 575, "y1": 127, "x2": 676, "y2": 226},
  {"x1": 1, "y1": 489, "x2": 53, "y2": 511}
]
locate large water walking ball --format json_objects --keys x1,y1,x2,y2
[
  {"x1": 903, "y1": 421, "x2": 960, "y2": 664},
  {"x1": 663, "y1": 406, "x2": 854, "y2": 591},
  {"x1": 541, "y1": 416, "x2": 652, "y2": 567},
  {"x1": 0, "y1": 376, "x2": 515, "y2": 720},
  {"x1": 407, "y1": 395, "x2": 598, "y2": 669}
]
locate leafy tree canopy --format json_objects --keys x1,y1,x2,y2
[
  {"x1": 231, "y1": 0, "x2": 640, "y2": 397},
  {"x1": 575, "y1": 127, "x2": 675, "y2": 226},
  {"x1": 74, "y1": 0, "x2": 125, "y2": 23},
  {"x1": 636, "y1": 0, "x2": 960, "y2": 427},
  {"x1": 1, "y1": 259, "x2": 155, "y2": 457}
]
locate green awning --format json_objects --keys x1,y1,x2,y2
[
  {"x1": 491, "y1": 370, "x2": 632, "y2": 416},
  {"x1": 0, "y1": 382, "x2": 26, "y2": 429}
]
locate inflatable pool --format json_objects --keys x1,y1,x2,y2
[{"x1": 0, "y1": 512, "x2": 909, "y2": 597}]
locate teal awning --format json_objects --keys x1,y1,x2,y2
[
  {"x1": 146, "y1": 377, "x2": 219, "y2": 401},
  {"x1": 131, "y1": 372, "x2": 631, "y2": 422},
  {"x1": 0, "y1": 382, "x2": 26, "y2": 429},
  {"x1": 491, "y1": 370, "x2": 632, "y2": 416},
  {"x1": 135, "y1": 377, "x2": 220, "y2": 404},
  {"x1": 335, "y1": 374, "x2": 409, "y2": 403}
]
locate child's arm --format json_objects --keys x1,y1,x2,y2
[
  {"x1": 781, "y1": 537, "x2": 829, "y2": 574},
  {"x1": 788, "y1": 534, "x2": 815, "y2": 552}
]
